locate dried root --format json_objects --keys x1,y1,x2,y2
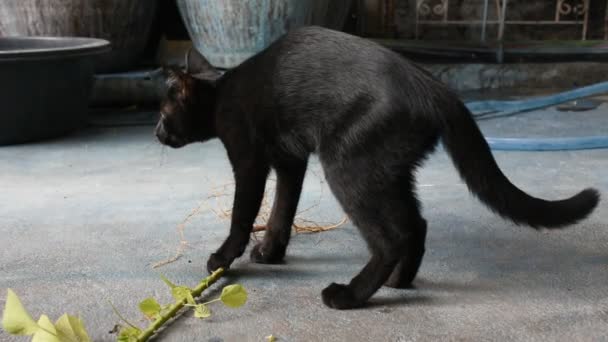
[{"x1": 153, "y1": 170, "x2": 347, "y2": 268}]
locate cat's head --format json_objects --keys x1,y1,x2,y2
[{"x1": 156, "y1": 49, "x2": 221, "y2": 148}]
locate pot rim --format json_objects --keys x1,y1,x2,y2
[{"x1": 0, "y1": 36, "x2": 111, "y2": 61}]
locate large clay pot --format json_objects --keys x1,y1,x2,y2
[
  {"x1": 177, "y1": 0, "x2": 353, "y2": 68},
  {"x1": 0, "y1": 0, "x2": 159, "y2": 72}
]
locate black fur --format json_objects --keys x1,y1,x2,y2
[{"x1": 156, "y1": 26, "x2": 600, "y2": 309}]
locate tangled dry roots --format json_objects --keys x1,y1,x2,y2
[{"x1": 153, "y1": 170, "x2": 347, "y2": 268}]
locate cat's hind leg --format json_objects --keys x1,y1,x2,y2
[
  {"x1": 251, "y1": 160, "x2": 308, "y2": 264},
  {"x1": 384, "y1": 218, "x2": 427, "y2": 289},
  {"x1": 321, "y1": 162, "x2": 423, "y2": 309}
]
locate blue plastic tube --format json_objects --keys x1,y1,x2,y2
[
  {"x1": 485, "y1": 136, "x2": 608, "y2": 151},
  {"x1": 465, "y1": 80, "x2": 608, "y2": 117},
  {"x1": 464, "y1": 81, "x2": 608, "y2": 151}
]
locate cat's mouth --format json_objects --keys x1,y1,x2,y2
[
  {"x1": 156, "y1": 131, "x2": 187, "y2": 148},
  {"x1": 164, "y1": 138, "x2": 187, "y2": 148},
  {"x1": 155, "y1": 122, "x2": 188, "y2": 148}
]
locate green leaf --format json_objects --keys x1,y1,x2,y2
[
  {"x1": 36, "y1": 315, "x2": 57, "y2": 334},
  {"x1": 55, "y1": 314, "x2": 92, "y2": 342},
  {"x1": 266, "y1": 335, "x2": 277, "y2": 342},
  {"x1": 117, "y1": 326, "x2": 141, "y2": 342},
  {"x1": 31, "y1": 315, "x2": 60, "y2": 342},
  {"x1": 32, "y1": 330, "x2": 61, "y2": 342},
  {"x1": 172, "y1": 286, "x2": 195, "y2": 305},
  {"x1": 160, "y1": 275, "x2": 195, "y2": 304},
  {"x1": 220, "y1": 284, "x2": 248, "y2": 308},
  {"x1": 193, "y1": 304, "x2": 211, "y2": 319},
  {"x1": 160, "y1": 274, "x2": 177, "y2": 289},
  {"x1": 138, "y1": 298, "x2": 161, "y2": 321},
  {"x1": 2, "y1": 289, "x2": 40, "y2": 335}
]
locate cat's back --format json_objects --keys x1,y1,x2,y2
[
  {"x1": 277, "y1": 26, "x2": 385, "y2": 58},
  {"x1": 225, "y1": 26, "x2": 443, "y2": 103},
  {"x1": 271, "y1": 26, "x2": 399, "y2": 82},
  {"x1": 229, "y1": 26, "x2": 403, "y2": 88},
  {"x1": 238, "y1": 26, "x2": 419, "y2": 109}
]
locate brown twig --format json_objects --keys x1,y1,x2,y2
[{"x1": 151, "y1": 201, "x2": 206, "y2": 268}]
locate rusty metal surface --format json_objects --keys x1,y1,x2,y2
[{"x1": 0, "y1": 0, "x2": 158, "y2": 72}]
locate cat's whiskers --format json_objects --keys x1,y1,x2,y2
[{"x1": 158, "y1": 144, "x2": 167, "y2": 167}]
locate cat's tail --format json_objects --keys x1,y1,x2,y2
[{"x1": 439, "y1": 100, "x2": 599, "y2": 229}]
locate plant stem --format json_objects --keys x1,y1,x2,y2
[
  {"x1": 201, "y1": 298, "x2": 221, "y2": 306},
  {"x1": 136, "y1": 268, "x2": 225, "y2": 342},
  {"x1": 109, "y1": 300, "x2": 140, "y2": 330}
]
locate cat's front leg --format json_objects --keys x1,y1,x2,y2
[
  {"x1": 207, "y1": 160, "x2": 270, "y2": 273},
  {"x1": 250, "y1": 160, "x2": 307, "y2": 264}
]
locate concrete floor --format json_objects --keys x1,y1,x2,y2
[{"x1": 1, "y1": 104, "x2": 607, "y2": 342}]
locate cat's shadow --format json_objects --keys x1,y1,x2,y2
[
  {"x1": 224, "y1": 259, "x2": 492, "y2": 310},
  {"x1": 412, "y1": 277, "x2": 491, "y2": 293},
  {"x1": 367, "y1": 278, "x2": 493, "y2": 309},
  {"x1": 225, "y1": 266, "x2": 320, "y2": 281},
  {"x1": 367, "y1": 294, "x2": 434, "y2": 309},
  {"x1": 286, "y1": 253, "x2": 364, "y2": 264}
]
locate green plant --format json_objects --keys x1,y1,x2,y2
[
  {"x1": 118, "y1": 268, "x2": 247, "y2": 341},
  {"x1": 2, "y1": 289, "x2": 91, "y2": 342},
  {"x1": 3, "y1": 268, "x2": 248, "y2": 342}
]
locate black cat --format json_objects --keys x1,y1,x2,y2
[{"x1": 155, "y1": 26, "x2": 600, "y2": 309}]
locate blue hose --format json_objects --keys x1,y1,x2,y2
[
  {"x1": 464, "y1": 81, "x2": 608, "y2": 151},
  {"x1": 486, "y1": 136, "x2": 608, "y2": 151},
  {"x1": 465, "y1": 80, "x2": 608, "y2": 117}
]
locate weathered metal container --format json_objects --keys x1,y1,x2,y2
[
  {"x1": 0, "y1": 37, "x2": 109, "y2": 145},
  {"x1": 0, "y1": 0, "x2": 158, "y2": 72},
  {"x1": 177, "y1": 0, "x2": 353, "y2": 68}
]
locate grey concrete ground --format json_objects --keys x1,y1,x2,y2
[{"x1": 1, "y1": 103, "x2": 607, "y2": 342}]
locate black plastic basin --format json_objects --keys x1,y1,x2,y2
[{"x1": 0, "y1": 37, "x2": 110, "y2": 145}]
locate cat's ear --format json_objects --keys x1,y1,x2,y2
[
  {"x1": 186, "y1": 48, "x2": 221, "y2": 81},
  {"x1": 164, "y1": 66, "x2": 186, "y2": 86},
  {"x1": 163, "y1": 66, "x2": 194, "y2": 98}
]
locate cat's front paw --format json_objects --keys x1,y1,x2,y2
[
  {"x1": 207, "y1": 253, "x2": 232, "y2": 274},
  {"x1": 250, "y1": 243, "x2": 285, "y2": 264},
  {"x1": 321, "y1": 283, "x2": 358, "y2": 310}
]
